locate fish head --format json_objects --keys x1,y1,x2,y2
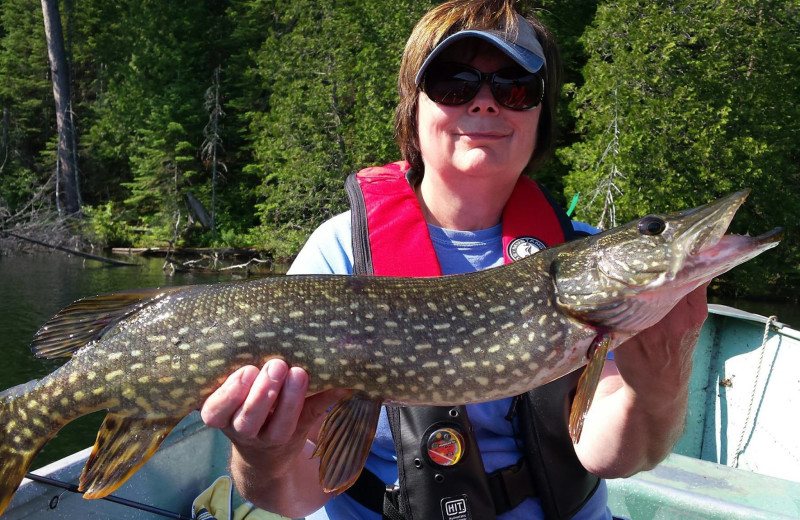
[{"x1": 552, "y1": 190, "x2": 783, "y2": 332}]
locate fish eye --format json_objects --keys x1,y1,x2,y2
[{"x1": 638, "y1": 216, "x2": 666, "y2": 236}]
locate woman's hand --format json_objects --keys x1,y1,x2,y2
[
  {"x1": 200, "y1": 359, "x2": 349, "y2": 516},
  {"x1": 575, "y1": 285, "x2": 709, "y2": 477}
]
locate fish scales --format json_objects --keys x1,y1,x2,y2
[{"x1": 0, "y1": 189, "x2": 783, "y2": 514}]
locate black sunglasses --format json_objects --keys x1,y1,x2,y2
[{"x1": 422, "y1": 62, "x2": 545, "y2": 111}]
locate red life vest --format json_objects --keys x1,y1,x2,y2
[{"x1": 346, "y1": 160, "x2": 575, "y2": 276}]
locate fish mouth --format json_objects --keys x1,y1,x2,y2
[{"x1": 675, "y1": 189, "x2": 783, "y2": 284}]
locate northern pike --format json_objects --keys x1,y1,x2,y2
[{"x1": 0, "y1": 190, "x2": 782, "y2": 515}]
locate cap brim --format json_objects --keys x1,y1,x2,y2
[{"x1": 415, "y1": 31, "x2": 545, "y2": 86}]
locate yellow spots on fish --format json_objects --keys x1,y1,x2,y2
[
  {"x1": 92, "y1": 387, "x2": 105, "y2": 396},
  {"x1": 107, "y1": 352, "x2": 124, "y2": 362},
  {"x1": 537, "y1": 344, "x2": 547, "y2": 352},
  {"x1": 205, "y1": 342, "x2": 225, "y2": 352},
  {"x1": 249, "y1": 314, "x2": 262, "y2": 324},
  {"x1": 462, "y1": 361, "x2": 476, "y2": 369},
  {"x1": 433, "y1": 323, "x2": 450, "y2": 331},
  {"x1": 415, "y1": 343, "x2": 432, "y2": 351},
  {"x1": 496, "y1": 364, "x2": 506, "y2": 373},
  {"x1": 489, "y1": 305, "x2": 506, "y2": 313},
  {"x1": 365, "y1": 363, "x2": 383, "y2": 371},
  {"x1": 314, "y1": 358, "x2": 327, "y2": 365},
  {"x1": 170, "y1": 388, "x2": 185, "y2": 399},
  {"x1": 207, "y1": 359, "x2": 226, "y2": 368},
  {"x1": 405, "y1": 369, "x2": 416, "y2": 377},
  {"x1": 289, "y1": 310, "x2": 304, "y2": 319},
  {"x1": 158, "y1": 376, "x2": 175, "y2": 384},
  {"x1": 538, "y1": 314, "x2": 549, "y2": 326},
  {"x1": 201, "y1": 326, "x2": 218, "y2": 335},
  {"x1": 296, "y1": 334, "x2": 319, "y2": 342},
  {"x1": 147, "y1": 335, "x2": 167, "y2": 343},
  {"x1": 73, "y1": 390, "x2": 85, "y2": 401},
  {"x1": 178, "y1": 326, "x2": 190, "y2": 335},
  {"x1": 472, "y1": 327, "x2": 486, "y2": 336},
  {"x1": 427, "y1": 302, "x2": 438, "y2": 312},
  {"x1": 60, "y1": 397, "x2": 69, "y2": 407},
  {"x1": 330, "y1": 320, "x2": 347, "y2": 327},
  {"x1": 450, "y1": 347, "x2": 463, "y2": 355},
  {"x1": 68, "y1": 373, "x2": 79, "y2": 384},
  {"x1": 384, "y1": 321, "x2": 398, "y2": 328},
  {"x1": 488, "y1": 345, "x2": 502, "y2": 353},
  {"x1": 106, "y1": 370, "x2": 123, "y2": 382},
  {"x1": 138, "y1": 376, "x2": 151, "y2": 384},
  {"x1": 528, "y1": 362, "x2": 539, "y2": 371},
  {"x1": 431, "y1": 375, "x2": 441, "y2": 385},
  {"x1": 376, "y1": 375, "x2": 388, "y2": 384},
  {"x1": 475, "y1": 377, "x2": 490, "y2": 386},
  {"x1": 236, "y1": 352, "x2": 254, "y2": 361},
  {"x1": 194, "y1": 377, "x2": 207, "y2": 385},
  {"x1": 521, "y1": 303, "x2": 535, "y2": 315},
  {"x1": 227, "y1": 317, "x2": 240, "y2": 327},
  {"x1": 121, "y1": 387, "x2": 136, "y2": 400},
  {"x1": 383, "y1": 339, "x2": 402, "y2": 347},
  {"x1": 232, "y1": 330, "x2": 246, "y2": 339},
  {"x1": 256, "y1": 331, "x2": 276, "y2": 339}
]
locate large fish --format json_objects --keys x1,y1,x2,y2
[{"x1": 0, "y1": 190, "x2": 782, "y2": 515}]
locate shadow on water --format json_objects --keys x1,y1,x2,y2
[{"x1": 0, "y1": 252, "x2": 268, "y2": 469}]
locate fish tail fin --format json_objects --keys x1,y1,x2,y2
[{"x1": 0, "y1": 380, "x2": 53, "y2": 516}]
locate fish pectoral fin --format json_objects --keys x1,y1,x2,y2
[
  {"x1": 568, "y1": 335, "x2": 610, "y2": 444},
  {"x1": 312, "y1": 393, "x2": 382, "y2": 494},
  {"x1": 31, "y1": 287, "x2": 184, "y2": 359},
  {"x1": 79, "y1": 413, "x2": 182, "y2": 499}
]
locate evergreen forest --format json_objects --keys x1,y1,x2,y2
[{"x1": 0, "y1": 0, "x2": 798, "y2": 299}]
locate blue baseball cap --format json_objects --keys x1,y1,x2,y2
[{"x1": 414, "y1": 13, "x2": 545, "y2": 86}]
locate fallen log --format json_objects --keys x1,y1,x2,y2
[{"x1": 1, "y1": 231, "x2": 138, "y2": 267}]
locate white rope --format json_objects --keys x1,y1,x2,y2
[{"x1": 731, "y1": 315, "x2": 777, "y2": 468}]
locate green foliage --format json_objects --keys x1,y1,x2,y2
[
  {"x1": 241, "y1": 0, "x2": 432, "y2": 247},
  {"x1": 0, "y1": 0, "x2": 53, "y2": 210},
  {"x1": 560, "y1": 0, "x2": 800, "y2": 297},
  {"x1": 80, "y1": 201, "x2": 132, "y2": 246}
]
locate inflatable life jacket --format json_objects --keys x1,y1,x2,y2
[{"x1": 343, "y1": 161, "x2": 599, "y2": 520}]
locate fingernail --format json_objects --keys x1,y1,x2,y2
[
  {"x1": 238, "y1": 367, "x2": 257, "y2": 386},
  {"x1": 266, "y1": 359, "x2": 288, "y2": 382}
]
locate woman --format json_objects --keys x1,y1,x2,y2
[{"x1": 201, "y1": 1, "x2": 707, "y2": 518}]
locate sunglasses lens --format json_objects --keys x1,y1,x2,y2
[
  {"x1": 491, "y1": 68, "x2": 544, "y2": 110},
  {"x1": 423, "y1": 63, "x2": 481, "y2": 105}
]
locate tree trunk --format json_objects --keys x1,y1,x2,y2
[{"x1": 41, "y1": 0, "x2": 80, "y2": 216}]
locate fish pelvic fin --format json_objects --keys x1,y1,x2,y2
[
  {"x1": 79, "y1": 412, "x2": 182, "y2": 499},
  {"x1": 313, "y1": 393, "x2": 382, "y2": 494},
  {"x1": 31, "y1": 286, "x2": 185, "y2": 359},
  {"x1": 0, "y1": 380, "x2": 54, "y2": 516},
  {"x1": 569, "y1": 335, "x2": 610, "y2": 444}
]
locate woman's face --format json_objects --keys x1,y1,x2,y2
[{"x1": 416, "y1": 42, "x2": 541, "y2": 186}]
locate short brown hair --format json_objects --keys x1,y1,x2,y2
[{"x1": 395, "y1": 0, "x2": 562, "y2": 175}]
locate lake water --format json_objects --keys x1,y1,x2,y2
[{"x1": 1, "y1": 252, "x2": 798, "y2": 470}]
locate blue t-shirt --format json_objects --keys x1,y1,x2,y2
[{"x1": 289, "y1": 211, "x2": 610, "y2": 520}]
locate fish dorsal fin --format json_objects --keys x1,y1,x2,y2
[
  {"x1": 31, "y1": 287, "x2": 184, "y2": 359},
  {"x1": 79, "y1": 412, "x2": 183, "y2": 499},
  {"x1": 568, "y1": 334, "x2": 610, "y2": 443},
  {"x1": 313, "y1": 393, "x2": 382, "y2": 494}
]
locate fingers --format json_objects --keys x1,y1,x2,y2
[
  {"x1": 201, "y1": 365, "x2": 259, "y2": 429},
  {"x1": 230, "y1": 359, "x2": 293, "y2": 438}
]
